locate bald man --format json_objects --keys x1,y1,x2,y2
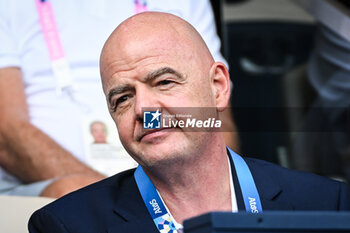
[{"x1": 29, "y1": 12, "x2": 350, "y2": 233}]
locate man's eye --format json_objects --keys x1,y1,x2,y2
[
  {"x1": 116, "y1": 95, "x2": 130, "y2": 105},
  {"x1": 157, "y1": 80, "x2": 174, "y2": 86},
  {"x1": 111, "y1": 95, "x2": 130, "y2": 112}
]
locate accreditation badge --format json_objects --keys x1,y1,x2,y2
[{"x1": 82, "y1": 114, "x2": 137, "y2": 176}]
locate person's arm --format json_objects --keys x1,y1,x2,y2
[{"x1": 0, "y1": 67, "x2": 104, "y2": 183}]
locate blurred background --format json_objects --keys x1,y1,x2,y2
[{"x1": 210, "y1": 0, "x2": 350, "y2": 182}]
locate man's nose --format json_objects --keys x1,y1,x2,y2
[{"x1": 134, "y1": 86, "x2": 160, "y2": 122}]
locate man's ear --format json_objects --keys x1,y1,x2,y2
[{"x1": 209, "y1": 62, "x2": 231, "y2": 112}]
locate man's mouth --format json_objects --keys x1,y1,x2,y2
[{"x1": 137, "y1": 127, "x2": 176, "y2": 142}]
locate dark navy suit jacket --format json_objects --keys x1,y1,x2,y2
[{"x1": 28, "y1": 157, "x2": 350, "y2": 233}]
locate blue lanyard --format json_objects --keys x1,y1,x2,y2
[
  {"x1": 227, "y1": 147, "x2": 263, "y2": 213},
  {"x1": 134, "y1": 166, "x2": 178, "y2": 232},
  {"x1": 134, "y1": 147, "x2": 263, "y2": 233}
]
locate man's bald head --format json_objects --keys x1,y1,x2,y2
[
  {"x1": 100, "y1": 12, "x2": 214, "y2": 86},
  {"x1": 98, "y1": 12, "x2": 231, "y2": 167}
]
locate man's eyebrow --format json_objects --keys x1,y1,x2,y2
[
  {"x1": 107, "y1": 84, "x2": 133, "y2": 106},
  {"x1": 107, "y1": 67, "x2": 182, "y2": 106},
  {"x1": 144, "y1": 67, "x2": 184, "y2": 82}
]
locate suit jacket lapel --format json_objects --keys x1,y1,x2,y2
[
  {"x1": 230, "y1": 155, "x2": 294, "y2": 211},
  {"x1": 244, "y1": 158, "x2": 294, "y2": 210},
  {"x1": 108, "y1": 174, "x2": 159, "y2": 233}
]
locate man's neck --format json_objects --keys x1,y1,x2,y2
[{"x1": 144, "y1": 141, "x2": 232, "y2": 224}]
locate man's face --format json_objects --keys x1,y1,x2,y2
[{"x1": 101, "y1": 27, "x2": 216, "y2": 167}]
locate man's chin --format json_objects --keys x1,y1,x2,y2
[
  {"x1": 134, "y1": 140, "x2": 184, "y2": 167},
  {"x1": 140, "y1": 139, "x2": 177, "y2": 155}
]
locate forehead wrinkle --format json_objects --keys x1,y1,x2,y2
[
  {"x1": 105, "y1": 52, "x2": 166, "y2": 78},
  {"x1": 101, "y1": 59, "x2": 125, "y2": 79},
  {"x1": 103, "y1": 52, "x2": 170, "y2": 90},
  {"x1": 144, "y1": 67, "x2": 184, "y2": 83}
]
